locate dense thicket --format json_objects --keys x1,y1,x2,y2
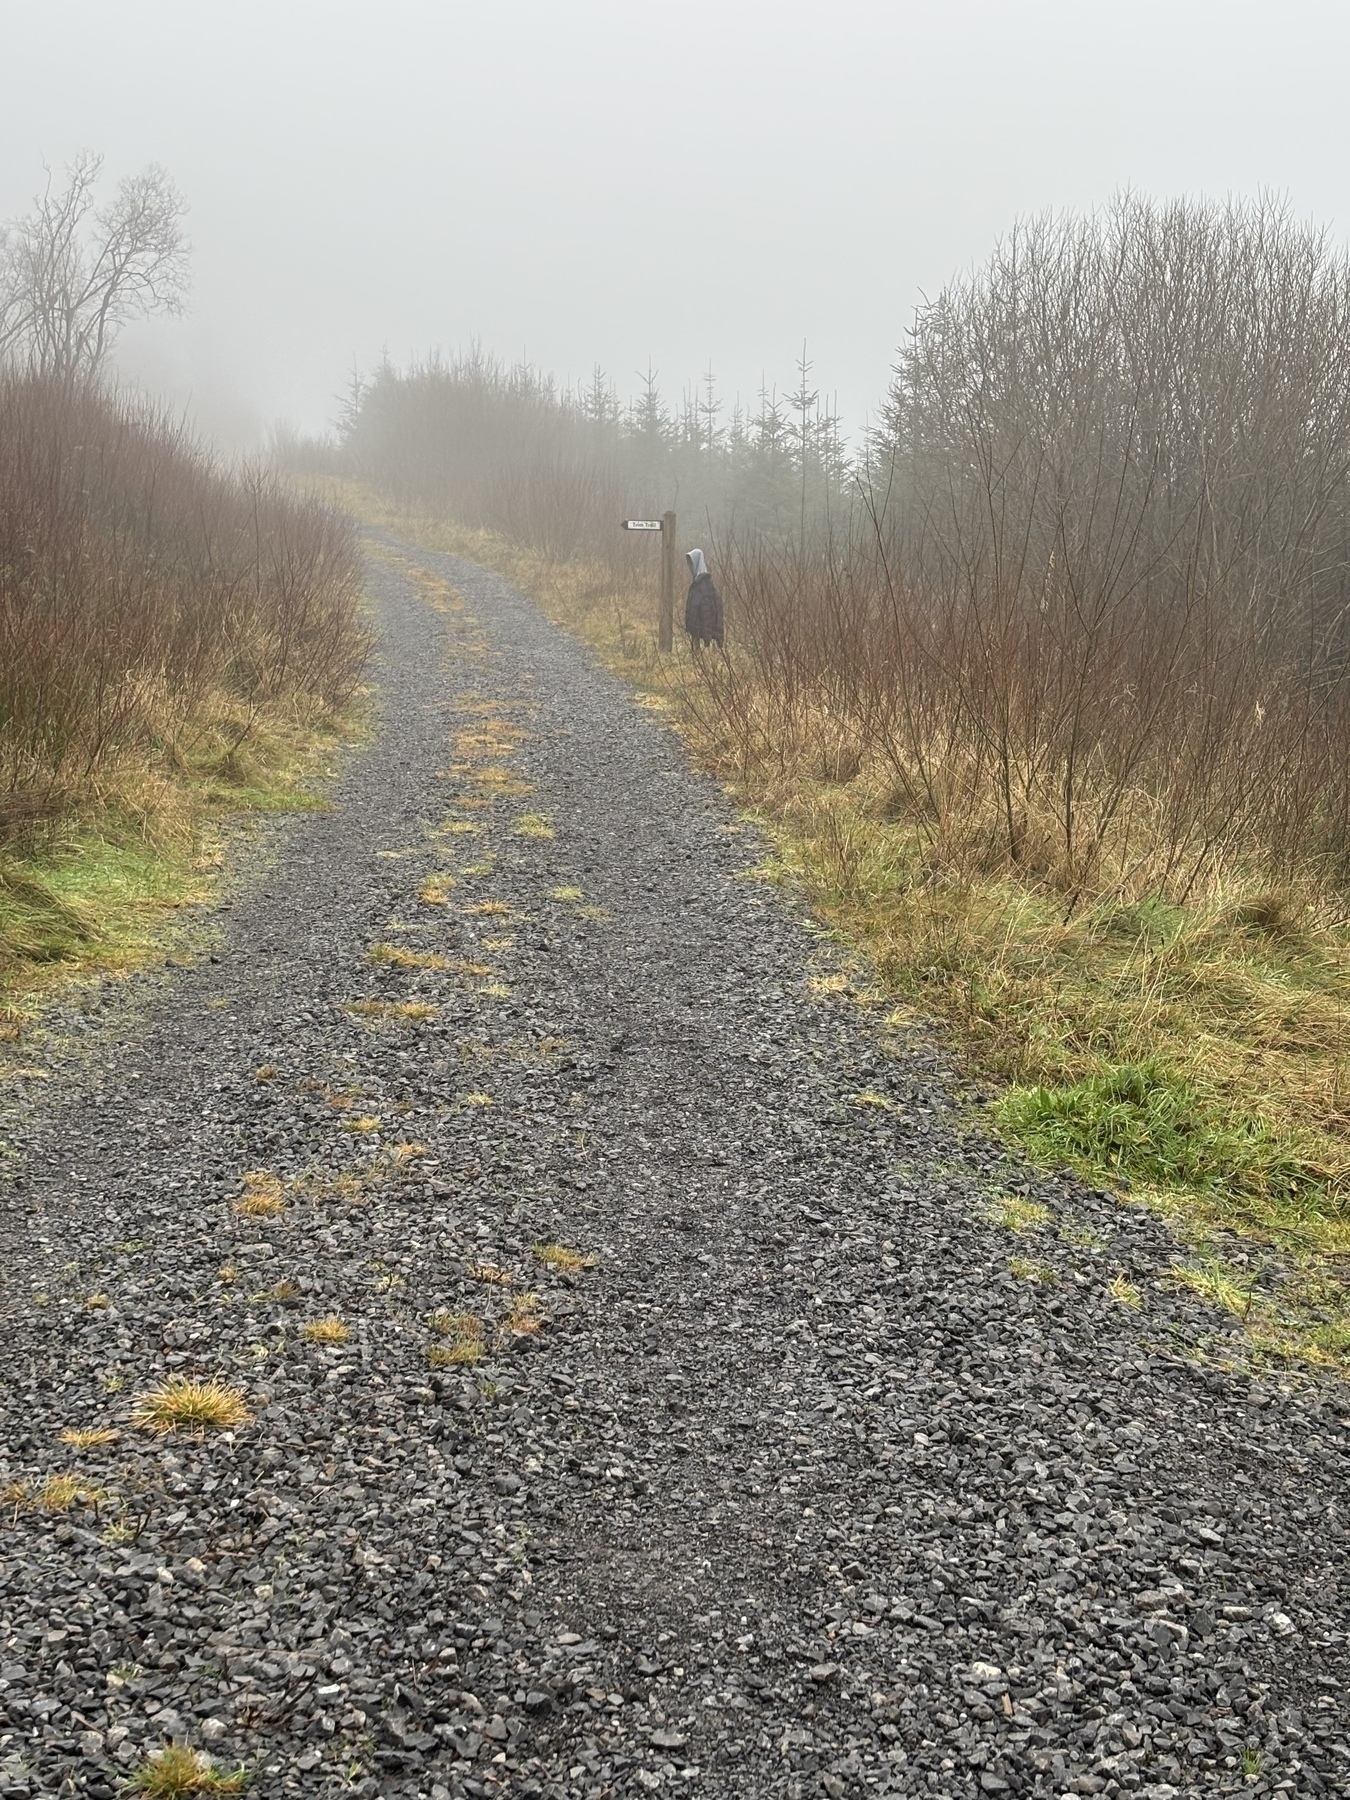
[{"x1": 1, "y1": 373, "x2": 365, "y2": 833}]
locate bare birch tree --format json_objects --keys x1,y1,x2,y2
[{"x1": 0, "y1": 152, "x2": 189, "y2": 379}]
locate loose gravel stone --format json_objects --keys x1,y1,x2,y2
[{"x1": 0, "y1": 537, "x2": 1346, "y2": 1800}]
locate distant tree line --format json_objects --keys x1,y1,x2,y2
[{"x1": 330, "y1": 344, "x2": 852, "y2": 560}]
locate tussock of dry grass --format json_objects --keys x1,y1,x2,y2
[
  {"x1": 4, "y1": 1473, "x2": 107, "y2": 1514},
  {"x1": 367, "y1": 943, "x2": 449, "y2": 969},
  {"x1": 59, "y1": 1426, "x2": 119, "y2": 1449},
  {"x1": 427, "y1": 1308, "x2": 486, "y2": 1366},
  {"x1": 133, "y1": 1377, "x2": 251, "y2": 1436},
  {"x1": 533, "y1": 1243, "x2": 596, "y2": 1275},
  {"x1": 234, "y1": 1172, "x2": 285, "y2": 1218},
  {"x1": 502, "y1": 1292, "x2": 545, "y2": 1338},
  {"x1": 130, "y1": 1746, "x2": 247, "y2": 1796},
  {"x1": 301, "y1": 1316, "x2": 350, "y2": 1343}
]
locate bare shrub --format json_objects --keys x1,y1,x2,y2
[{"x1": 0, "y1": 373, "x2": 366, "y2": 834}]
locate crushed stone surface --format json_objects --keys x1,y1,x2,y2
[{"x1": 0, "y1": 536, "x2": 1346, "y2": 1800}]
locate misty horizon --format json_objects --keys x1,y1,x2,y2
[{"x1": 5, "y1": 0, "x2": 1350, "y2": 452}]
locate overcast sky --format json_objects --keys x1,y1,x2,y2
[{"x1": 3, "y1": 0, "x2": 1348, "y2": 449}]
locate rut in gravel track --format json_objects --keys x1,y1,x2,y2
[{"x1": 0, "y1": 538, "x2": 1347, "y2": 1800}]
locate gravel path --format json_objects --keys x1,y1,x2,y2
[{"x1": 0, "y1": 537, "x2": 1347, "y2": 1800}]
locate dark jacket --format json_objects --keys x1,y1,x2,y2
[{"x1": 685, "y1": 572, "x2": 724, "y2": 647}]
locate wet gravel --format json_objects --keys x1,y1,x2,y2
[{"x1": 0, "y1": 535, "x2": 1347, "y2": 1800}]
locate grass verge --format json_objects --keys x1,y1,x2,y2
[
  {"x1": 309, "y1": 481, "x2": 1350, "y2": 1374},
  {"x1": 0, "y1": 695, "x2": 364, "y2": 1042}
]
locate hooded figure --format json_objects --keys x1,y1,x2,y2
[{"x1": 684, "y1": 547, "x2": 724, "y2": 649}]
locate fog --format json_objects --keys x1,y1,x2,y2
[{"x1": 3, "y1": 0, "x2": 1349, "y2": 449}]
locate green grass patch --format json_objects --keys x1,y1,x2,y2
[{"x1": 995, "y1": 1061, "x2": 1327, "y2": 1230}]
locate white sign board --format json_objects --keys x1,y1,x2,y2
[{"x1": 621, "y1": 519, "x2": 664, "y2": 531}]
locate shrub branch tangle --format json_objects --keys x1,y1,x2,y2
[{"x1": 0, "y1": 373, "x2": 365, "y2": 836}]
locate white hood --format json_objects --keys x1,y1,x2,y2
[{"x1": 686, "y1": 547, "x2": 709, "y2": 581}]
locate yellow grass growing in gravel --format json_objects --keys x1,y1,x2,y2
[
  {"x1": 428, "y1": 1340, "x2": 484, "y2": 1367},
  {"x1": 467, "y1": 1260, "x2": 513, "y2": 1285},
  {"x1": 427, "y1": 1309, "x2": 486, "y2": 1366},
  {"x1": 3, "y1": 1473, "x2": 105, "y2": 1515},
  {"x1": 233, "y1": 1172, "x2": 285, "y2": 1218},
  {"x1": 59, "y1": 1427, "x2": 119, "y2": 1449},
  {"x1": 367, "y1": 943, "x2": 449, "y2": 969},
  {"x1": 534, "y1": 1243, "x2": 595, "y2": 1275},
  {"x1": 130, "y1": 1745, "x2": 247, "y2": 1796},
  {"x1": 301, "y1": 1316, "x2": 350, "y2": 1343},
  {"x1": 988, "y1": 1196, "x2": 1052, "y2": 1234},
  {"x1": 345, "y1": 998, "x2": 438, "y2": 1022},
  {"x1": 133, "y1": 1377, "x2": 251, "y2": 1435},
  {"x1": 502, "y1": 1293, "x2": 545, "y2": 1337}
]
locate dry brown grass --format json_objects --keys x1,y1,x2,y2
[
  {"x1": 467, "y1": 1260, "x2": 514, "y2": 1285},
  {"x1": 3, "y1": 1473, "x2": 107, "y2": 1515},
  {"x1": 428, "y1": 1340, "x2": 484, "y2": 1367},
  {"x1": 133, "y1": 1377, "x2": 251, "y2": 1435},
  {"x1": 58, "y1": 1426, "x2": 119, "y2": 1449},
  {"x1": 427, "y1": 1308, "x2": 485, "y2": 1366},
  {"x1": 301, "y1": 1316, "x2": 350, "y2": 1343},
  {"x1": 501, "y1": 1292, "x2": 545, "y2": 1338},
  {"x1": 233, "y1": 1172, "x2": 285, "y2": 1219},
  {"x1": 533, "y1": 1243, "x2": 596, "y2": 1275},
  {"x1": 367, "y1": 943, "x2": 449, "y2": 969},
  {"x1": 345, "y1": 998, "x2": 438, "y2": 1023}
]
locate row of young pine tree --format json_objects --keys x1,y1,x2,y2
[{"x1": 328, "y1": 343, "x2": 853, "y2": 556}]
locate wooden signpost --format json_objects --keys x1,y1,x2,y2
[{"x1": 622, "y1": 511, "x2": 677, "y2": 652}]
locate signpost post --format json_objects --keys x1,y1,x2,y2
[{"x1": 622, "y1": 512, "x2": 677, "y2": 652}]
